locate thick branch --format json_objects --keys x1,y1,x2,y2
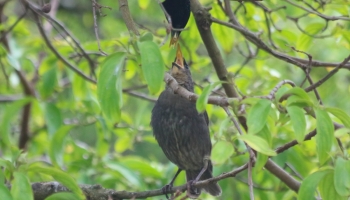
[
  {"x1": 190, "y1": 0, "x2": 301, "y2": 192},
  {"x1": 190, "y1": 0, "x2": 238, "y2": 98},
  {"x1": 118, "y1": 0, "x2": 140, "y2": 36},
  {"x1": 29, "y1": 164, "x2": 247, "y2": 200}
]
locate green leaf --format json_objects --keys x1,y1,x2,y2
[
  {"x1": 211, "y1": 141, "x2": 234, "y2": 164},
  {"x1": 97, "y1": 52, "x2": 126, "y2": 123},
  {"x1": 139, "y1": 32, "x2": 153, "y2": 42},
  {"x1": 40, "y1": 67, "x2": 57, "y2": 99},
  {"x1": 334, "y1": 128, "x2": 350, "y2": 138},
  {"x1": 138, "y1": 0, "x2": 151, "y2": 9},
  {"x1": 196, "y1": 82, "x2": 221, "y2": 113},
  {"x1": 286, "y1": 96, "x2": 313, "y2": 107},
  {"x1": 0, "y1": 182, "x2": 13, "y2": 200},
  {"x1": 325, "y1": 107, "x2": 350, "y2": 128},
  {"x1": 105, "y1": 161, "x2": 141, "y2": 186},
  {"x1": 282, "y1": 87, "x2": 311, "y2": 100},
  {"x1": 49, "y1": 126, "x2": 73, "y2": 167},
  {"x1": 315, "y1": 108, "x2": 334, "y2": 165},
  {"x1": 297, "y1": 23, "x2": 325, "y2": 50},
  {"x1": 45, "y1": 192, "x2": 81, "y2": 200},
  {"x1": 254, "y1": 153, "x2": 268, "y2": 174},
  {"x1": 27, "y1": 165, "x2": 84, "y2": 199},
  {"x1": 44, "y1": 103, "x2": 63, "y2": 137},
  {"x1": 119, "y1": 157, "x2": 163, "y2": 179},
  {"x1": 0, "y1": 98, "x2": 32, "y2": 145},
  {"x1": 334, "y1": 157, "x2": 350, "y2": 196},
  {"x1": 253, "y1": 126, "x2": 271, "y2": 173},
  {"x1": 0, "y1": 158, "x2": 13, "y2": 170},
  {"x1": 280, "y1": 87, "x2": 313, "y2": 107},
  {"x1": 239, "y1": 134, "x2": 276, "y2": 156},
  {"x1": 287, "y1": 106, "x2": 306, "y2": 143},
  {"x1": 298, "y1": 169, "x2": 331, "y2": 200},
  {"x1": 11, "y1": 172, "x2": 33, "y2": 200},
  {"x1": 319, "y1": 170, "x2": 347, "y2": 200},
  {"x1": 139, "y1": 41, "x2": 165, "y2": 94},
  {"x1": 247, "y1": 99, "x2": 271, "y2": 134}
]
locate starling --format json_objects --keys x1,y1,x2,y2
[
  {"x1": 162, "y1": 0, "x2": 191, "y2": 46},
  {"x1": 151, "y1": 45, "x2": 222, "y2": 198}
]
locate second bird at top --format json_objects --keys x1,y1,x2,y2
[{"x1": 162, "y1": 0, "x2": 191, "y2": 46}]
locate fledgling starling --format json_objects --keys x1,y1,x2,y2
[
  {"x1": 151, "y1": 45, "x2": 222, "y2": 198},
  {"x1": 162, "y1": 0, "x2": 191, "y2": 46}
]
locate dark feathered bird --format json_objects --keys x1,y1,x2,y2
[
  {"x1": 151, "y1": 45, "x2": 221, "y2": 198},
  {"x1": 162, "y1": 0, "x2": 191, "y2": 46}
]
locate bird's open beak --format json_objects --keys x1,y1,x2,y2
[{"x1": 174, "y1": 44, "x2": 184, "y2": 69}]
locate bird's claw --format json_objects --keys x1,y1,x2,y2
[
  {"x1": 162, "y1": 184, "x2": 173, "y2": 199},
  {"x1": 187, "y1": 180, "x2": 200, "y2": 196}
]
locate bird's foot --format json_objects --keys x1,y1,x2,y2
[
  {"x1": 187, "y1": 180, "x2": 200, "y2": 196},
  {"x1": 162, "y1": 183, "x2": 173, "y2": 200}
]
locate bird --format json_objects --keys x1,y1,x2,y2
[
  {"x1": 151, "y1": 44, "x2": 222, "y2": 199},
  {"x1": 161, "y1": 0, "x2": 191, "y2": 46}
]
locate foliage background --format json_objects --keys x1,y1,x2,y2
[{"x1": 0, "y1": 0, "x2": 350, "y2": 199}]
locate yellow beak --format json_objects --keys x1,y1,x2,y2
[{"x1": 174, "y1": 44, "x2": 184, "y2": 68}]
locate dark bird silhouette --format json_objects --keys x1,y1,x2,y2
[
  {"x1": 151, "y1": 45, "x2": 222, "y2": 198},
  {"x1": 162, "y1": 0, "x2": 191, "y2": 46}
]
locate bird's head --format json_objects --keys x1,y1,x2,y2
[{"x1": 170, "y1": 44, "x2": 193, "y2": 90}]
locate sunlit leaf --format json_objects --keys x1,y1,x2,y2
[
  {"x1": 334, "y1": 128, "x2": 350, "y2": 138},
  {"x1": 287, "y1": 106, "x2": 306, "y2": 143},
  {"x1": 297, "y1": 23, "x2": 325, "y2": 50},
  {"x1": 334, "y1": 157, "x2": 350, "y2": 196},
  {"x1": 211, "y1": 141, "x2": 234, "y2": 164},
  {"x1": 11, "y1": 172, "x2": 33, "y2": 200},
  {"x1": 97, "y1": 52, "x2": 126, "y2": 123},
  {"x1": 325, "y1": 107, "x2": 350, "y2": 128},
  {"x1": 247, "y1": 99, "x2": 271, "y2": 134},
  {"x1": 239, "y1": 134, "x2": 276, "y2": 156},
  {"x1": 139, "y1": 41, "x2": 165, "y2": 94},
  {"x1": 114, "y1": 135, "x2": 132, "y2": 153},
  {"x1": 315, "y1": 108, "x2": 334, "y2": 164},
  {"x1": 298, "y1": 169, "x2": 331, "y2": 200},
  {"x1": 138, "y1": 0, "x2": 151, "y2": 9}
]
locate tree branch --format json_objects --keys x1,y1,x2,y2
[
  {"x1": 118, "y1": 0, "x2": 140, "y2": 36},
  {"x1": 27, "y1": 164, "x2": 248, "y2": 200},
  {"x1": 28, "y1": 8, "x2": 97, "y2": 84}
]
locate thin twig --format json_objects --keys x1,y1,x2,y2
[
  {"x1": 0, "y1": 11, "x2": 27, "y2": 41},
  {"x1": 305, "y1": 54, "x2": 350, "y2": 92},
  {"x1": 32, "y1": 11, "x2": 97, "y2": 84},
  {"x1": 284, "y1": 0, "x2": 350, "y2": 21},
  {"x1": 92, "y1": 0, "x2": 109, "y2": 55}
]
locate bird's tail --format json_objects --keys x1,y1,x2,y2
[{"x1": 186, "y1": 163, "x2": 222, "y2": 198}]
